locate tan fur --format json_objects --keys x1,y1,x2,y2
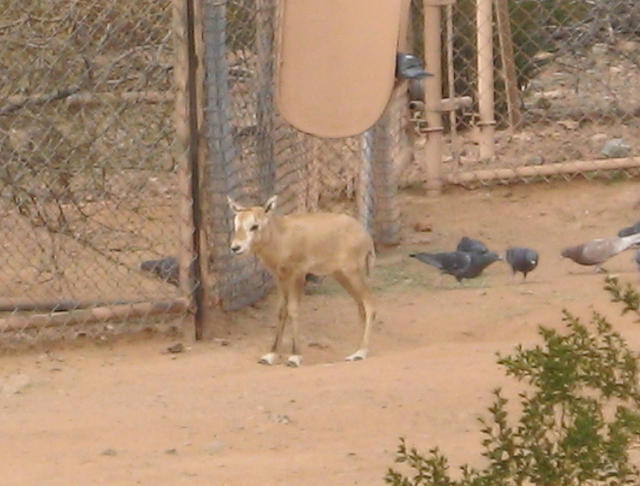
[{"x1": 228, "y1": 195, "x2": 375, "y2": 367}]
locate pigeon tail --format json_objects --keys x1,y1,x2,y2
[
  {"x1": 409, "y1": 252, "x2": 445, "y2": 270},
  {"x1": 616, "y1": 232, "x2": 640, "y2": 253}
]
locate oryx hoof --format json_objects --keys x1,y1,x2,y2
[
  {"x1": 345, "y1": 349, "x2": 368, "y2": 362},
  {"x1": 258, "y1": 352, "x2": 278, "y2": 366},
  {"x1": 286, "y1": 355, "x2": 303, "y2": 367}
]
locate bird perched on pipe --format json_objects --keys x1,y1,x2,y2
[
  {"x1": 561, "y1": 233, "x2": 640, "y2": 271},
  {"x1": 505, "y1": 247, "x2": 539, "y2": 280},
  {"x1": 456, "y1": 236, "x2": 489, "y2": 254},
  {"x1": 410, "y1": 250, "x2": 502, "y2": 284}
]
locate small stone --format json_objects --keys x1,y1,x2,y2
[
  {"x1": 1, "y1": 373, "x2": 31, "y2": 396},
  {"x1": 101, "y1": 448, "x2": 117, "y2": 456},
  {"x1": 602, "y1": 138, "x2": 631, "y2": 158},
  {"x1": 204, "y1": 439, "x2": 226, "y2": 455},
  {"x1": 525, "y1": 155, "x2": 544, "y2": 166},
  {"x1": 413, "y1": 220, "x2": 432, "y2": 232},
  {"x1": 165, "y1": 448, "x2": 178, "y2": 455},
  {"x1": 165, "y1": 343, "x2": 185, "y2": 354},
  {"x1": 557, "y1": 120, "x2": 579, "y2": 130}
]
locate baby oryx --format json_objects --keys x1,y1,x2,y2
[{"x1": 227, "y1": 195, "x2": 376, "y2": 367}]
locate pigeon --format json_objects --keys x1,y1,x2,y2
[
  {"x1": 140, "y1": 256, "x2": 320, "y2": 288},
  {"x1": 618, "y1": 221, "x2": 640, "y2": 237},
  {"x1": 561, "y1": 233, "x2": 640, "y2": 270},
  {"x1": 410, "y1": 250, "x2": 502, "y2": 283},
  {"x1": 505, "y1": 247, "x2": 539, "y2": 280},
  {"x1": 140, "y1": 257, "x2": 179, "y2": 286},
  {"x1": 396, "y1": 52, "x2": 433, "y2": 80},
  {"x1": 456, "y1": 236, "x2": 489, "y2": 254}
]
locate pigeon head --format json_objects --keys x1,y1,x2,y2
[
  {"x1": 484, "y1": 251, "x2": 503, "y2": 263},
  {"x1": 561, "y1": 246, "x2": 577, "y2": 259}
]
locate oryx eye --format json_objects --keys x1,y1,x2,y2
[{"x1": 249, "y1": 224, "x2": 259, "y2": 232}]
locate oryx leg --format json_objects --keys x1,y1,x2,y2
[
  {"x1": 334, "y1": 268, "x2": 375, "y2": 362},
  {"x1": 259, "y1": 285, "x2": 289, "y2": 365},
  {"x1": 285, "y1": 274, "x2": 306, "y2": 367}
]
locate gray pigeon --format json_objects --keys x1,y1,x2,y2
[
  {"x1": 505, "y1": 247, "x2": 539, "y2": 280},
  {"x1": 456, "y1": 236, "x2": 489, "y2": 254},
  {"x1": 561, "y1": 233, "x2": 640, "y2": 270},
  {"x1": 618, "y1": 221, "x2": 640, "y2": 237},
  {"x1": 410, "y1": 250, "x2": 502, "y2": 283},
  {"x1": 140, "y1": 257, "x2": 320, "y2": 288},
  {"x1": 140, "y1": 257, "x2": 179, "y2": 286}
]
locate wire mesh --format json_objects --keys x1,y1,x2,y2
[
  {"x1": 0, "y1": 0, "x2": 190, "y2": 348},
  {"x1": 199, "y1": 0, "x2": 411, "y2": 310},
  {"x1": 403, "y1": 0, "x2": 640, "y2": 188},
  {"x1": 9, "y1": 0, "x2": 637, "y2": 330}
]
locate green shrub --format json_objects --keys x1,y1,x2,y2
[{"x1": 386, "y1": 277, "x2": 640, "y2": 486}]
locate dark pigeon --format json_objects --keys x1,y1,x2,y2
[
  {"x1": 140, "y1": 257, "x2": 179, "y2": 286},
  {"x1": 140, "y1": 256, "x2": 320, "y2": 288},
  {"x1": 456, "y1": 236, "x2": 489, "y2": 254},
  {"x1": 410, "y1": 250, "x2": 502, "y2": 283},
  {"x1": 618, "y1": 221, "x2": 640, "y2": 237},
  {"x1": 561, "y1": 233, "x2": 640, "y2": 270},
  {"x1": 505, "y1": 247, "x2": 539, "y2": 280},
  {"x1": 396, "y1": 52, "x2": 433, "y2": 80}
]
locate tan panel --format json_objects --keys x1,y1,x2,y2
[{"x1": 276, "y1": 0, "x2": 403, "y2": 138}]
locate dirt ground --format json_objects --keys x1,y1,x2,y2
[{"x1": 4, "y1": 179, "x2": 640, "y2": 486}]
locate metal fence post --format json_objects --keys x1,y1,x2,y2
[{"x1": 423, "y1": 0, "x2": 444, "y2": 196}]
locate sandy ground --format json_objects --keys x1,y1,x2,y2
[{"x1": 3, "y1": 179, "x2": 640, "y2": 486}]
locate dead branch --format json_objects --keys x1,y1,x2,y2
[
  {"x1": 1, "y1": 90, "x2": 173, "y2": 115},
  {"x1": 0, "y1": 86, "x2": 80, "y2": 116}
]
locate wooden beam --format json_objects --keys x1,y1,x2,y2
[
  {"x1": 0, "y1": 299, "x2": 190, "y2": 334},
  {"x1": 444, "y1": 157, "x2": 640, "y2": 185}
]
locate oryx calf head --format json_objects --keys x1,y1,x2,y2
[{"x1": 227, "y1": 195, "x2": 278, "y2": 255}]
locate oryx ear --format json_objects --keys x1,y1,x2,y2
[
  {"x1": 264, "y1": 195, "x2": 278, "y2": 214},
  {"x1": 227, "y1": 196, "x2": 245, "y2": 213}
]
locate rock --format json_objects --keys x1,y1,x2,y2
[
  {"x1": 165, "y1": 342, "x2": 185, "y2": 354},
  {"x1": 413, "y1": 220, "x2": 432, "y2": 232},
  {"x1": 590, "y1": 133, "x2": 608, "y2": 145},
  {"x1": 557, "y1": 120, "x2": 579, "y2": 130},
  {"x1": 602, "y1": 138, "x2": 631, "y2": 158},
  {"x1": 1, "y1": 373, "x2": 31, "y2": 396},
  {"x1": 101, "y1": 448, "x2": 117, "y2": 456},
  {"x1": 204, "y1": 439, "x2": 226, "y2": 455},
  {"x1": 525, "y1": 155, "x2": 544, "y2": 166}
]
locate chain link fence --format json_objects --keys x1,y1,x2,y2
[
  {"x1": 402, "y1": 0, "x2": 640, "y2": 188},
  {"x1": 4, "y1": 0, "x2": 640, "y2": 343},
  {"x1": 199, "y1": 0, "x2": 407, "y2": 311},
  {"x1": 0, "y1": 0, "x2": 190, "y2": 349}
]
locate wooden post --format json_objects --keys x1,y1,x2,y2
[
  {"x1": 423, "y1": 0, "x2": 444, "y2": 195},
  {"x1": 172, "y1": 0, "x2": 205, "y2": 338},
  {"x1": 495, "y1": 0, "x2": 521, "y2": 128},
  {"x1": 477, "y1": 0, "x2": 495, "y2": 160}
]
